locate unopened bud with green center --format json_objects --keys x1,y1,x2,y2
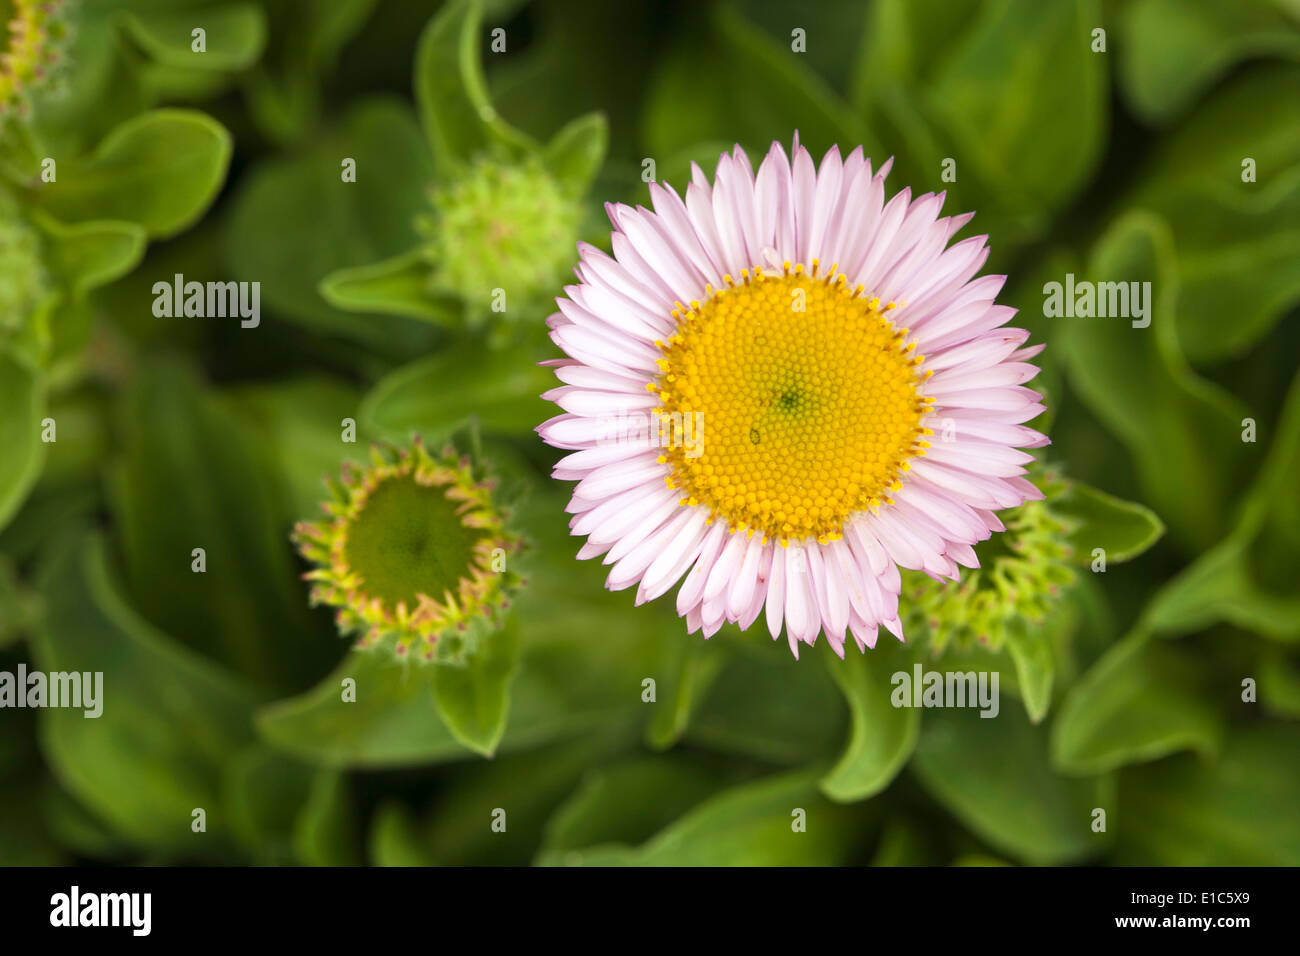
[
  {"x1": 0, "y1": 191, "x2": 48, "y2": 336},
  {"x1": 418, "y1": 157, "x2": 582, "y2": 320},
  {"x1": 0, "y1": 0, "x2": 72, "y2": 119},
  {"x1": 904, "y1": 467, "x2": 1077, "y2": 654},
  {"x1": 293, "y1": 439, "x2": 523, "y2": 663}
]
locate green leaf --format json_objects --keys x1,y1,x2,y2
[
  {"x1": 292, "y1": 769, "x2": 361, "y2": 866},
  {"x1": 244, "y1": 0, "x2": 380, "y2": 144},
  {"x1": 1055, "y1": 481, "x2": 1165, "y2": 565},
  {"x1": 1116, "y1": 725, "x2": 1300, "y2": 865},
  {"x1": 1063, "y1": 211, "x2": 1251, "y2": 552},
  {"x1": 319, "y1": 248, "x2": 459, "y2": 323},
  {"x1": 224, "y1": 377, "x2": 368, "y2": 522},
  {"x1": 1004, "y1": 615, "x2": 1058, "y2": 724},
  {"x1": 222, "y1": 745, "x2": 313, "y2": 864},
  {"x1": 257, "y1": 649, "x2": 459, "y2": 768},
  {"x1": 537, "y1": 757, "x2": 723, "y2": 861},
  {"x1": 1051, "y1": 631, "x2": 1222, "y2": 775},
  {"x1": 645, "y1": 637, "x2": 727, "y2": 751},
  {"x1": 1259, "y1": 645, "x2": 1300, "y2": 719},
  {"x1": 851, "y1": 0, "x2": 984, "y2": 103},
  {"x1": 28, "y1": 212, "x2": 146, "y2": 295},
  {"x1": 911, "y1": 704, "x2": 1112, "y2": 864},
  {"x1": 368, "y1": 802, "x2": 435, "y2": 865},
  {"x1": 1122, "y1": 65, "x2": 1300, "y2": 361},
  {"x1": 1117, "y1": 0, "x2": 1300, "y2": 124},
  {"x1": 868, "y1": 816, "x2": 944, "y2": 866},
  {"x1": 118, "y1": 3, "x2": 268, "y2": 72},
  {"x1": 414, "y1": 0, "x2": 534, "y2": 170},
  {"x1": 431, "y1": 614, "x2": 520, "y2": 756},
  {"x1": 31, "y1": 534, "x2": 258, "y2": 856},
  {"x1": 0, "y1": 353, "x2": 46, "y2": 533},
  {"x1": 923, "y1": 0, "x2": 1106, "y2": 243},
  {"x1": 415, "y1": 731, "x2": 634, "y2": 866},
  {"x1": 642, "y1": 3, "x2": 871, "y2": 162},
  {"x1": 107, "y1": 360, "x2": 324, "y2": 687},
  {"x1": 223, "y1": 97, "x2": 438, "y2": 353},
  {"x1": 32, "y1": 110, "x2": 232, "y2": 239},
  {"x1": 548, "y1": 770, "x2": 872, "y2": 866},
  {"x1": 0, "y1": 776, "x2": 65, "y2": 864},
  {"x1": 683, "y1": 631, "x2": 846, "y2": 765},
  {"x1": 1142, "y1": 365, "x2": 1300, "y2": 642},
  {"x1": 360, "y1": 341, "x2": 555, "y2": 442},
  {"x1": 541, "y1": 111, "x2": 608, "y2": 199},
  {"x1": 819, "y1": 638, "x2": 919, "y2": 802}
]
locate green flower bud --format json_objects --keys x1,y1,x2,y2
[
  {"x1": 903, "y1": 467, "x2": 1077, "y2": 654},
  {"x1": 418, "y1": 157, "x2": 582, "y2": 321},
  {"x1": 293, "y1": 439, "x2": 524, "y2": 663},
  {"x1": 0, "y1": 0, "x2": 72, "y2": 120}
]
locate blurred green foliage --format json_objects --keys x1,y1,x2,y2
[{"x1": 1, "y1": 0, "x2": 1298, "y2": 866}]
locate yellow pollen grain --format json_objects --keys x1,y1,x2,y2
[{"x1": 653, "y1": 267, "x2": 928, "y2": 543}]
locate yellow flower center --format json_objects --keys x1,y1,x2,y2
[{"x1": 652, "y1": 262, "x2": 933, "y2": 546}]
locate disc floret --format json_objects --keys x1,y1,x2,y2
[
  {"x1": 293, "y1": 439, "x2": 523, "y2": 662},
  {"x1": 653, "y1": 260, "x2": 933, "y2": 547}
]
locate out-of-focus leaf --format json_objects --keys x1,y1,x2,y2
[
  {"x1": 911, "y1": 705, "x2": 1112, "y2": 864},
  {"x1": 42, "y1": 782, "x2": 127, "y2": 861},
  {"x1": 32, "y1": 534, "x2": 258, "y2": 856},
  {"x1": 645, "y1": 637, "x2": 727, "y2": 751},
  {"x1": 1051, "y1": 631, "x2": 1222, "y2": 775},
  {"x1": 1258, "y1": 646, "x2": 1300, "y2": 718},
  {"x1": 683, "y1": 631, "x2": 846, "y2": 765},
  {"x1": 1142, "y1": 365, "x2": 1300, "y2": 642},
  {"x1": 29, "y1": 213, "x2": 146, "y2": 295},
  {"x1": 32, "y1": 110, "x2": 231, "y2": 239},
  {"x1": 537, "y1": 757, "x2": 724, "y2": 861},
  {"x1": 414, "y1": 731, "x2": 631, "y2": 866},
  {"x1": 118, "y1": 4, "x2": 267, "y2": 71},
  {"x1": 369, "y1": 802, "x2": 434, "y2": 866},
  {"x1": 244, "y1": 0, "x2": 380, "y2": 144},
  {"x1": 292, "y1": 769, "x2": 361, "y2": 866},
  {"x1": 0, "y1": 354, "x2": 46, "y2": 533},
  {"x1": 414, "y1": 0, "x2": 534, "y2": 171},
  {"x1": 642, "y1": 3, "x2": 870, "y2": 162},
  {"x1": 820, "y1": 638, "x2": 919, "y2": 802},
  {"x1": 1118, "y1": 0, "x2": 1300, "y2": 124},
  {"x1": 108, "y1": 361, "x2": 324, "y2": 687},
  {"x1": 1116, "y1": 725, "x2": 1300, "y2": 865},
  {"x1": 360, "y1": 341, "x2": 555, "y2": 442},
  {"x1": 257, "y1": 650, "x2": 461, "y2": 768},
  {"x1": 224, "y1": 377, "x2": 368, "y2": 522},
  {"x1": 1122, "y1": 66, "x2": 1300, "y2": 361},
  {"x1": 222, "y1": 745, "x2": 313, "y2": 864},
  {"x1": 541, "y1": 111, "x2": 608, "y2": 199},
  {"x1": 1063, "y1": 211, "x2": 1251, "y2": 552},
  {"x1": 1055, "y1": 481, "x2": 1165, "y2": 565},
  {"x1": 869, "y1": 816, "x2": 944, "y2": 866},
  {"x1": 431, "y1": 614, "x2": 520, "y2": 757},
  {"x1": 0, "y1": 776, "x2": 65, "y2": 864},
  {"x1": 224, "y1": 97, "x2": 438, "y2": 354},
  {"x1": 547, "y1": 770, "x2": 871, "y2": 866},
  {"x1": 320, "y1": 248, "x2": 459, "y2": 323},
  {"x1": 923, "y1": 0, "x2": 1105, "y2": 245}
]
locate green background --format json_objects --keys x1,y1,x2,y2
[{"x1": 1, "y1": 0, "x2": 1299, "y2": 866}]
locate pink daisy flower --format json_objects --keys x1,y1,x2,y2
[{"x1": 537, "y1": 136, "x2": 1048, "y2": 659}]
